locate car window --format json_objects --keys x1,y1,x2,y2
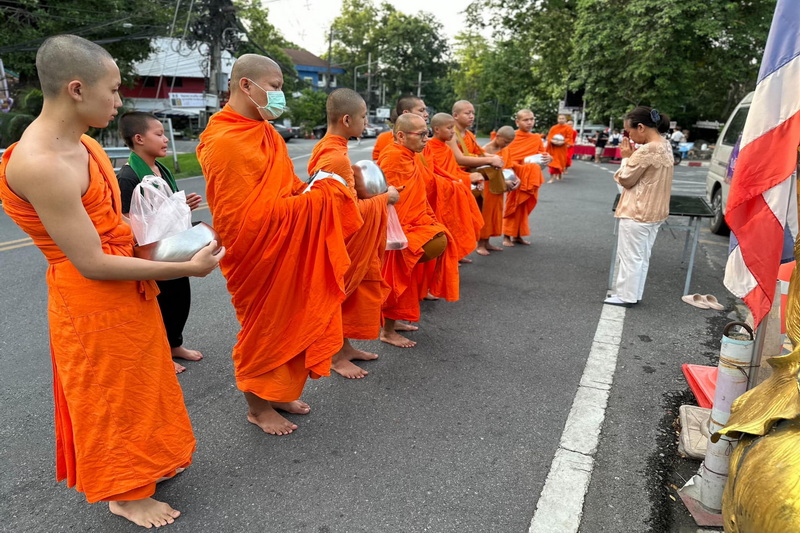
[{"x1": 722, "y1": 106, "x2": 750, "y2": 146}]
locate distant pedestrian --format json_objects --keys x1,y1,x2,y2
[
  {"x1": 605, "y1": 106, "x2": 673, "y2": 307},
  {"x1": 594, "y1": 129, "x2": 609, "y2": 163}
]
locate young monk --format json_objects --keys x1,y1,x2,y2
[
  {"x1": 372, "y1": 96, "x2": 429, "y2": 161},
  {"x1": 0, "y1": 35, "x2": 223, "y2": 528},
  {"x1": 117, "y1": 111, "x2": 205, "y2": 374},
  {"x1": 378, "y1": 114, "x2": 459, "y2": 348},
  {"x1": 197, "y1": 54, "x2": 361, "y2": 436},
  {"x1": 502, "y1": 109, "x2": 552, "y2": 246},
  {"x1": 447, "y1": 100, "x2": 505, "y2": 256},
  {"x1": 546, "y1": 114, "x2": 573, "y2": 182},
  {"x1": 565, "y1": 119, "x2": 578, "y2": 174},
  {"x1": 308, "y1": 88, "x2": 399, "y2": 379}
]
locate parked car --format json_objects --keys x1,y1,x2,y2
[
  {"x1": 362, "y1": 123, "x2": 379, "y2": 138},
  {"x1": 705, "y1": 92, "x2": 753, "y2": 235},
  {"x1": 312, "y1": 124, "x2": 327, "y2": 139},
  {"x1": 270, "y1": 122, "x2": 298, "y2": 141}
]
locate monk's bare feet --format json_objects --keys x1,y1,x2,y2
[
  {"x1": 394, "y1": 322, "x2": 419, "y2": 332},
  {"x1": 156, "y1": 467, "x2": 185, "y2": 483},
  {"x1": 109, "y1": 498, "x2": 180, "y2": 529},
  {"x1": 173, "y1": 361, "x2": 186, "y2": 374},
  {"x1": 476, "y1": 246, "x2": 490, "y2": 256},
  {"x1": 459, "y1": 257, "x2": 473, "y2": 264},
  {"x1": 272, "y1": 400, "x2": 311, "y2": 414},
  {"x1": 486, "y1": 244, "x2": 503, "y2": 252},
  {"x1": 547, "y1": 178, "x2": 555, "y2": 184},
  {"x1": 341, "y1": 341, "x2": 378, "y2": 361},
  {"x1": 424, "y1": 291, "x2": 440, "y2": 301},
  {"x1": 171, "y1": 346, "x2": 203, "y2": 361},
  {"x1": 247, "y1": 407, "x2": 298, "y2": 435},
  {"x1": 503, "y1": 236, "x2": 515, "y2": 247},
  {"x1": 331, "y1": 356, "x2": 369, "y2": 379},
  {"x1": 380, "y1": 330, "x2": 417, "y2": 348},
  {"x1": 513, "y1": 237, "x2": 531, "y2": 245}
]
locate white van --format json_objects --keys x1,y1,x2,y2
[{"x1": 705, "y1": 92, "x2": 753, "y2": 234}]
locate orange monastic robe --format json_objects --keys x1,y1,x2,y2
[
  {"x1": 546, "y1": 124, "x2": 574, "y2": 175},
  {"x1": 422, "y1": 142, "x2": 483, "y2": 259},
  {"x1": 308, "y1": 134, "x2": 389, "y2": 339},
  {"x1": 566, "y1": 127, "x2": 578, "y2": 168},
  {"x1": 0, "y1": 136, "x2": 194, "y2": 503},
  {"x1": 198, "y1": 106, "x2": 360, "y2": 402},
  {"x1": 504, "y1": 130, "x2": 546, "y2": 238},
  {"x1": 455, "y1": 127, "x2": 503, "y2": 239},
  {"x1": 378, "y1": 143, "x2": 459, "y2": 321},
  {"x1": 372, "y1": 130, "x2": 394, "y2": 161}
]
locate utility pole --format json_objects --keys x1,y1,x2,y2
[
  {"x1": 366, "y1": 52, "x2": 372, "y2": 118},
  {"x1": 416, "y1": 71, "x2": 422, "y2": 98}
]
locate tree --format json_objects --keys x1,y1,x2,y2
[{"x1": 286, "y1": 88, "x2": 328, "y2": 134}]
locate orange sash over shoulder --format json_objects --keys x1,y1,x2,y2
[
  {"x1": 504, "y1": 130, "x2": 545, "y2": 238},
  {"x1": 0, "y1": 136, "x2": 194, "y2": 504},
  {"x1": 308, "y1": 134, "x2": 389, "y2": 339},
  {"x1": 546, "y1": 124, "x2": 573, "y2": 173},
  {"x1": 197, "y1": 106, "x2": 360, "y2": 399},
  {"x1": 372, "y1": 130, "x2": 394, "y2": 161},
  {"x1": 455, "y1": 127, "x2": 504, "y2": 238},
  {"x1": 378, "y1": 143, "x2": 459, "y2": 319}
]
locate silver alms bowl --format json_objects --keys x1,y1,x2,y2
[
  {"x1": 134, "y1": 222, "x2": 221, "y2": 262},
  {"x1": 353, "y1": 159, "x2": 388, "y2": 195}
]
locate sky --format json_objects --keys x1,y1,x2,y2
[{"x1": 265, "y1": 0, "x2": 470, "y2": 56}]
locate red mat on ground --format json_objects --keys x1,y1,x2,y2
[{"x1": 682, "y1": 364, "x2": 717, "y2": 409}]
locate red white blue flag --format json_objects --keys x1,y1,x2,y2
[{"x1": 724, "y1": 0, "x2": 800, "y2": 327}]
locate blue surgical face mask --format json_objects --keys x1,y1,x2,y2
[{"x1": 246, "y1": 79, "x2": 286, "y2": 120}]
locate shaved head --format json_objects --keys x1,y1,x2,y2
[
  {"x1": 430, "y1": 113, "x2": 454, "y2": 129},
  {"x1": 452, "y1": 100, "x2": 473, "y2": 115},
  {"x1": 497, "y1": 126, "x2": 516, "y2": 141},
  {"x1": 395, "y1": 95, "x2": 423, "y2": 116},
  {"x1": 396, "y1": 113, "x2": 426, "y2": 132},
  {"x1": 36, "y1": 35, "x2": 115, "y2": 98},
  {"x1": 515, "y1": 109, "x2": 533, "y2": 120},
  {"x1": 230, "y1": 54, "x2": 281, "y2": 90},
  {"x1": 327, "y1": 88, "x2": 366, "y2": 125}
]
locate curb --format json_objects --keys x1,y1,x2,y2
[{"x1": 680, "y1": 161, "x2": 710, "y2": 168}]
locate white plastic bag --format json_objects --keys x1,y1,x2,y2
[
  {"x1": 129, "y1": 175, "x2": 191, "y2": 245},
  {"x1": 385, "y1": 205, "x2": 408, "y2": 250}
]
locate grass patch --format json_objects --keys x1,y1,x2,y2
[{"x1": 158, "y1": 152, "x2": 203, "y2": 180}]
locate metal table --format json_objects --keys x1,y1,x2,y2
[{"x1": 608, "y1": 194, "x2": 715, "y2": 296}]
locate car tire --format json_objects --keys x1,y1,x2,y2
[{"x1": 710, "y1": 186, "x2": 729, "y2": 235}]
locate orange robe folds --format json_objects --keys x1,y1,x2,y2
[
  {"x1": 378, "y1": 143, "x2": 459, "y2": 321},
  {"x1": 198, "y1": 106, "x2": 360, "y2": 402},
  {"x1": 0, "y1": 136, "x2": 194, "y2": 503},
  {"x1": 455, "y1": 127, "x2": 503, "y2": 239},
  {"x1": 308, "y1": 134, "x2": 389, "y2": 339},
  {"x1": 504, "y1": 130, "x2": 546, "y2": 238},
  {"x1": 372, "y1": 130, "x2": 394, "y2": 161},
  {"x1": 422, "y1": 143, "x2": 482, "y2": 259},
  {"x1": 566, "y1": 127, "x2": 578, "y2": 168},
  {"x1": 546, "y1": 124, "x2": 574, "y2": 175}
]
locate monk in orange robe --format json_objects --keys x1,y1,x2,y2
[
  {"x1": 447, "y1": 100, "x2": 505, "y2": 256},
  {"x1": 546, "y1": 114, "x2": 574, "y2": 182},
  {"x1": 197, "y1": 55, "x2": 361, "y2": 435},
  {"x1": 308, "y1": 88, "x2": 399, "y2": 379},
  {"x1": 373, "y1": 127, "x2": 394, "y2": 161},
  {"x1": 0, "y1": 35, "x2": 222, "y2": 529},
  {"x1": 502, "y1": 110, "x2": 553, "y2": 246},
  {"x1": 426, "y1": 112, "x2": 484, "y2": 260},
  {"x1": 372, "y1": 96, "x2": 429, "y2": 161},
  {"x1": 378, "y1": 114, "x2": 459, "y2": 348},
  {"x1": 565, "y1": 119, "x2": 578, "y2": 173}
]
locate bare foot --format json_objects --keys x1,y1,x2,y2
[
  {"x1": 156, "y1": 467, "x2": 185, "y2": 483},
  {"x1": 109, "y1": 498, "x2": 180, "y2": 528},
  {"x1": 331, "y1": 357, "x2": 369, "y2": 379},
  {"x1": 423, "y1": 291, "x2": 440, "y2": 301},
  {"x1": 486, "y1": 244, "x2": 503, "y2": 252},
  {"x1": 476, "y1": 246, "x2": 490, "y2": 256},
  {"x1": 247, "y1": 406, "x2": 299, "y2": 436},
  {"x1": 513, "y1": 237, "x2": 531, "y2": 245},
  {"x1": 380, "y1": 330, "x2": 417, "y2": 348},
  {"x1": 173, "y1": 361, "x2": 186, "y2": 374},
  {"x1": 341, "y1": 341, "x2": 379, "y2": 361},
  {"x1": 502, "y1": 237, "x2": 515, "y2": 247},
  {"x1": 547, "y1": 178, "x2": 555, "y2": 184},
  {"x1": 459, "y1": 257, "x2": 473, "y2": 264},
  {"x1": 394, "y1": 322, "x2": 419, "y2": 332},
  {"x1": 272, "y1": 400, "x2": 311, "y2": 414},
  {"x1": 171, "y1": 346, "x2": 203, "y2": 361}
]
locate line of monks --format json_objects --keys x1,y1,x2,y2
[{"x1": 0, "y1": 40, "x2": 579, "y2": 528}]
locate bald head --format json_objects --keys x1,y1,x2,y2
[
  {"x1": 327, "y1": 88, "x2": 365, "y2": 125},
  {"x1": 230, "y1": 54, "x2": 281, "y2": 91},
  {"x1": 497, "y1": 126, "x2": 515, "y2": 141},
  {"x1": 36, "y1": 35, "x2": 115, "y2": 98},
  {"x1": 396, "y1": 95, "x2": 423, "y2": 116},
  {"x1": 396, "y1": 113, "x2": 426, "y2": 133},
  {"x1": 515, "y1": 109, "x2": 533, "y2": 120},
  {"x1": 430, "y1": 113, "x2": 454, "y2": 129},
  {"x1": 452, "y1": 100, "x2": 473, "y2": 115}
]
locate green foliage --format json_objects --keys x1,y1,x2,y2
[
  {"x1": 0, "y1": 88, "x2": 43, "y2": 146},
  {"x1": 286, "y1": 88, "x2": 328, "y2": 132},
  {"x1": 158, "y1": 152, "x2": 203, "y2": 180}
]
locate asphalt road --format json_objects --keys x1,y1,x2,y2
[{"x1": 0, "y1": 138, "x2": 730, "y2": 532}]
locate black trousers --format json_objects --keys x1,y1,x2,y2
[{"x1": 156, "y1": 276, "x2": 191, "y2": 348}]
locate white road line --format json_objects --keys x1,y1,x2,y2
[{"x1": 529, "y1": 304, "x2": 626, "y2": 533}]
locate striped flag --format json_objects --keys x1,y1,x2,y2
[{"x1": 723, "y1": 0, "x2": 800, "y2": 328}]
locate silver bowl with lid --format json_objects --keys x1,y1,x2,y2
[
  {"x1": 134, "y1": 222, "x2": 222, "y2": 262},
  {"x1": 353, "y1": 159, "x2": 388, "y2": 195}
]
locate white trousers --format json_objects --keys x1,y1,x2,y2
[{"x1": 614, "y1": 218, "x2": 662, "y2": 303}]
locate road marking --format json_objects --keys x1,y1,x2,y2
[
  {"x1": 529, "y1": 303, "x2": 626, "y2": 533},
  {"x1": 0, "y1": 239, "x2": 33, "y2": 252}
]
